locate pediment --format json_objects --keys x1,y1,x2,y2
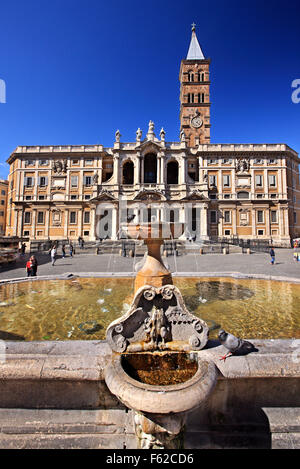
[
  {"x1": 134, "y1": 189, "x2": 167, "y2": 201},
  {"x1": 181, "y1": 190, "x2": 209, "y2": 201},
  {"x1": 91, "y1": 190, "x2": 117, "y2": 202},
  {"x1": 139, "y1": 140, "x2": 163, "y2": 153}
]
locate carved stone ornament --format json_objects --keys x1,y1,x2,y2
[
  {"x1": 182, "y1": 190, "x2": 207, "y2": 201},
  {"x1": 239, "y1": 208, "x2": 250, "y2": 226},
  {"x1": 133, "y1": 189, "x2": 166, "y2": 201},
  {"x1": 53, "y1": 160, "x2": 67, "y2": 174},
  {"x1": 106, "y1": 284, "x2": 209, "y2": 353},
  {"x1": 96, "y1": 189, "x2": 116, "y2": 201},
  {"x1": 235, "y1": 157, "x2": 250, "y2": 174}
]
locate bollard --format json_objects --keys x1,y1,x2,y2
[
  {"x1": 199, "y1": 248, "x2": 203, "y2": 255},
  {"x1": 222, "y1": 247, "x2": 228, "y2": 255},
  {"x1": 247, "y1": 248, "x2": 251, "y2": 255}
]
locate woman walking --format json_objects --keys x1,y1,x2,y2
[
  {"x1": 26, "y1": 256, "x2": 38, "y2": 276},
  {"x1": 30, "y1": 255, "x2": 38, "y2": 276},
  {"x1": 51, "y1": 245, "x2": 57, "y2": 266}
]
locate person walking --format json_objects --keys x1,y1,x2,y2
[
  {"x1": 26, "y1": 258, "x2": 32, "y2": 277},
  {"x1": 269, "y1": 247, "x2": 275, "y2": 265},
  {"x1": 51, "y1": 245, "x2": 57, "y2": 266},
  {"x1": 69, "y1": 243, "x2": 74, "y2": 257},
  {"x1": 62, "y1": 244, "x2": 66, "y2": 259},
  {"x1": 30, "y1": 255, "x2": 38, "y2": 276}
]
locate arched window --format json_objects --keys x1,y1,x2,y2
[
  {"x1": 122, "y1": 160, "x2": 134, "y2": 185},
  {"x1": 187, "y1": 93, "x2": 194, "y2": 103},
  {"x1": 167, "y1": 160, "x2": 179, "y2": 185},
  {"x1": 188, "y1": 71, "x2": 194, "y2": 82},
  {"x1": 198, "y1": 93, "x2": 205, "y2": 103},
  {"x1": 198, "y1": 71, "x2": 205, "y2": 82},
  {"x1": 144, "y1": 153, "x2": 157, "y2": 184}
]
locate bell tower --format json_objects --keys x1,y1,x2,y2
[{"x1": 179, "y1": 24, "x2": 211, "y2": 147}]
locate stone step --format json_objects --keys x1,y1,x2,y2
[
  {"x1": 0, "y1": 407, "x2": 299, "y2": 449},
  {"x1": 0, "y1": 408, "x2": 136, "y2": 449}
]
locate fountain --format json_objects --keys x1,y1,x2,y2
[{"x1": 104, "y1": 222, "x2": 218, "y2": 449}]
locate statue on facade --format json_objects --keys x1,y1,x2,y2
[
  {"x1": 136, "y1": 128, "x2": 142, "y2": 142},
  {"x1": 92, "y1": 172, "x2": 99, "y2": 185},
  {"x1": 146, "y1": 120, "x2": 155, "y2": 141},
  {"x1": 180, "y1": 130, "x2": 186, "y2": 142},
  {"x1": 115, "y1": 130, "x2": 121, "y2": 143},
  {"x1": 160, "y1": 127, "x2": 165, "y2": 142},
  {"x1": 148, "y1": 120, "x2": 154, "y2": 133}
]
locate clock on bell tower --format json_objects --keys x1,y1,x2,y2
[{"x1": 179, "y1": 24, "x2": 211, "y2": 147}]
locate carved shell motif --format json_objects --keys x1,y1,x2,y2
[{"x1": 106, "y1": 284, "x2": 209, "y2": 353}]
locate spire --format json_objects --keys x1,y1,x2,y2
[{"x1": 186, "y1": 23, "x2": 205, "y2": 60}]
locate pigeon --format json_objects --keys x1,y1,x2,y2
[
  {"x1": 218, "y1": 329, "x2": 257, "y2": 361},
  {"x1": 127, "y1": 214, "x2": 136, "y2": 223}
]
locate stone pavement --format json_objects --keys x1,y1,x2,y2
[{"x1": 0, "y1": 247, "x2": 299, "y2": 281}]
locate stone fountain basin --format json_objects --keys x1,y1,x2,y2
[
  {"x1": 104, "y1": 351, "x2": 217, "y2": 415},
  {"x1": 126, "y1": 222, "x2": 185, "y2": 241}
]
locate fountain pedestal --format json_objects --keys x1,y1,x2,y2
[
  {"x1": 104, "y1": 222, "x2": 217, "y2": 449},
  {"x1": 135, "y1": 238, "x2": 172, "y2": 292}
]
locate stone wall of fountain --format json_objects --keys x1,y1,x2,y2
[{"x1": 0, "y1": 339, "x2": 299, "y2": 449}]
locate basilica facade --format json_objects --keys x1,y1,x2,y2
[{"x1": 5, "y1": 27, "x2": 300, "y2": 246}]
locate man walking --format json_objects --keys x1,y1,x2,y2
[{"x1": 269, "y1": 246, "x2": 275, "y2": 265}]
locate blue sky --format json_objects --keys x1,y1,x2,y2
[{"x1": 0, "y1": 0, "x2": 299, "y2": 179}]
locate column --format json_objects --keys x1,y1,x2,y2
[
  {"x1": 157, "y1": 155, "x2": 161, "y2": 185},
  {"x1": 111, "y1": 206, "x2": 118, "y2": 239},
  {"x1": 78, "y1": 207, "x2": 83, "y2": 238},
  {"x1": 134, "y1": 156, "x2": 140, "y2": 185},
  {"x1": 66, "y1": 157, "x2": 71, "y2": 200},
  {"x1": 198, "y1": 156, "x2": 202, "y2": 182},
  {"x1": 13, "y1": 209, "x2": 19, "y2": 236},
  {"x1": 18, "y1": 209, "x2": 24, "y2": 238},
  {"x1": 284, "y1": 207, "x2": 289, "y2": 237},
  {"x1": 218, "y1": 209, "x2": 223, "y2": 237},
  {"x1": 179, "y1": 158, "x2": 185, "y2": 185},
  {"x1": 31, "y1": 209, "x2": 37, "y2": 239},
  {"x1": 161, "y1": 158, "x2": 165, "y2": 185},
  {"x1": 265, "y1": 208, "x2": 270, "y2": 236},
  {"x1": 232, "y1": 169, "x2": 236, "y2": 199},
  {"x1": 99, "y1": 156, "x2": 103, "y2": 184},
  {"x1": 251, "y1": 209, "x2": 256, "y2": 237},
  {"x1": 113, "y1": 154, "x2": 119, "y2": 185},
  {"x1": 264, "y1": 169, "x2": 269, "y2": 198},
  {"x1": 282, "y1": 166, "x2": 287, "y2": 198},
  {"x1": 200, "y1": 206, "x2": 208, "y2": 238},
  {"x1": 278, "y1": 168, "x2": 282, "y2": 198},
  {"x1": 232, "y1": 208, "x2": 237, "y2": 235},
  {"x1": 45, "y1": 209, "x2": 50, "y2": 239},
  {"x1": 90, "y1": 206, "x2": 96, "y2": 240},
  {"x1": 140, "y1": 156, "x2": 144, "y2": 184},
  {"x1": 79, "y1": 164, "x2": 84, "y2": 200},
  {"x1": 47, "y1": 170, "x2": 51, "y2": 200},
  {"x1": 279, "y1": 206, "x2": 284, "y2": 236},
  {"x1": 64, "y1": 208, "x2": 69, "y2": 238}
]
